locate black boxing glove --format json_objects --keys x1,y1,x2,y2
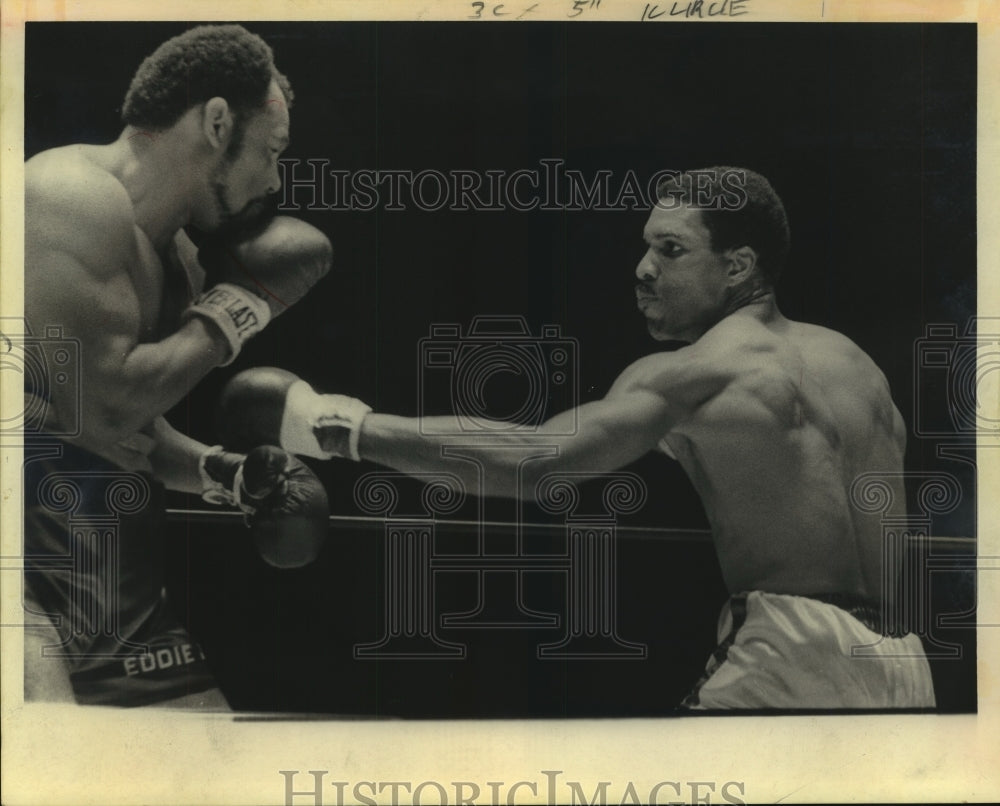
[
  {"x1": 200, "y1": 444, "x2": 329, "y2": 568},
  {"x1": 185, "y1": 217, "x2": 333, "y2": 365}
]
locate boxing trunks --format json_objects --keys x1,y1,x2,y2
[
  {"x1": 682, "y1": 591, "x2": 937, "y2": 709},
  {"x1": 23, "y1": 439, "x2": 218, "y2": 706}
]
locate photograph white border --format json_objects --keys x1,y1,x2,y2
[{"x1": 2, "y1": 1, "x2": 997, "y2": 804}]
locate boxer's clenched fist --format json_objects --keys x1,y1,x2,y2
[
  {"x1": 200, "y1": 443, "x2": 329, "y2": 568},
  {"x1": 198, "y1": 215, "x2": 332, "y2": 319},
  {"x1": 184, "y1": 217, "x2": 333, "y2": 364}
]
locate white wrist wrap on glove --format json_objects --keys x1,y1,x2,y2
[
  {"x1": 183, "y1": 283, "x2": 272, "y2": 366},
  {"x1": 198, "y1": 445, "x2": 252, "y2": 513},
  {"x1": 280, "y1": 380, "x2": 372, "y2": 461}
]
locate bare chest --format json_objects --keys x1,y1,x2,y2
[{"x1": 131, "y1": 227, "x2": 198, "y2": 341}]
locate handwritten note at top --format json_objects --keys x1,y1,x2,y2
[
  {"x1": 468, "y1": 1, "x2": 602, "y2": 19},
  {"x1": 642, "y1": 0, "x2": 750, "y2": 19},
  {"x1": 466, "y1": 1, "x2": 752, "y2": 21}
]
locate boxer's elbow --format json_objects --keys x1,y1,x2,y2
[
  {"x1": 88, "y1": 369, "x2": 181, "y2": 439},
  {"x1": 88, "y1": 394, "x2": 155, "y2": 442}
]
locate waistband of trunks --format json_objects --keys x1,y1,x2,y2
[{"x1": 801, "y1": 592, "x2": 887, "y2": 635}]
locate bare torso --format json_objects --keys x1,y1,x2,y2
[
  {"x1": 23, "y1": 143, "x2": 230, "y2": 708},
  {"x1": 24, "y1": 143, "x2": 203, "y2": 467},
  {"x1": 660, "y1": 314, "x2": 906, "y2": 600}
]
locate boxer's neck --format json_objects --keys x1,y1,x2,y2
[
  {"x1": 714, "y1": 290, "x2": 784, "y2": 335},
  {"x1": 110, "y1": 115, "x2": 218, "y2": 248}
]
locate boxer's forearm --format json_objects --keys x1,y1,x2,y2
[
  {"x1": 359, "y1": 413, "x2": 531, "y2": 498},
  {"x1": 95, "y1": 319, "x2": 229, "y2": 438},
  {"x1": 214, "y1": 369, "x2": 663, "y2": 498},
  {"x1": 145, "y1": 417, "x2": 215, "y2": 494},
  {"x1": 359, "y1": 394, "x2": 672, "y2": 501}
]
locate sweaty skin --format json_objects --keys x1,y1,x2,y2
[
  {"x1": 23, "y1": 80, "x2": 288, "y2": 706},
  {"x1": 357, "y1": 203, "x2": 905, "y2": 601},
  {"x1": 25, "y1": 80, "x2": 289, "y2": 479},
  {"x1": 649, "y1": 313, "x2": 904, "y2": 599}
]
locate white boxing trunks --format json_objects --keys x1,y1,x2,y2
[{"x1": 682, "y1": 591, "x2": 936, "y2": 709}]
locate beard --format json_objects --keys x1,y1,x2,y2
[
  {"x1": 212, "y1": 182, "x2": 273, "y2": 238},
  {"x1": 209, "y1": 157, "x2": 274, "y2": 238}
]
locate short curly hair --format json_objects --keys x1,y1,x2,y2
[
  {"x1": 656, "y1": 167, "x2": 791, "y2": 285},
  {"x1": 121, "y1": 25, "x2": 293, "y2": 131}
]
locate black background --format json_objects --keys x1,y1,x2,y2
[{"x1": 24, "y1": 22, "x2": 977, "y2": 714}]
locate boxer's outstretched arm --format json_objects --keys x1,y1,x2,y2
[
  {"x1": 217, "y1": 343, "x2": 735, "y2": 492},
  {"x1": 358, "y1": 351, "x2": 718, "y2": 499},
  {"x1": 25, "y1": 172, "x2": 229, "y2": 444}
]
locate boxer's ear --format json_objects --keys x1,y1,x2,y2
[
  {"x1": 202, "y1": 97, "x2": 233, "y2": 150},
  {"x1": 725, "y1": 245, "x2": 758, "y2": 284}
]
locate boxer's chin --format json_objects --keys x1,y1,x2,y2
[
  {"x1": 645, "y1": 321, "x2": 690, "y2": 347},
  {"x1": 644, "y1": 318, "x2": 671, "y2": 341},
  {"x1": 215, "y1": 199, "x2": 275, "y2": 239}
]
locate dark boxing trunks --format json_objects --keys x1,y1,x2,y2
[{"x1": 23, "y1": 439, "x2": 219, "y2": 706}]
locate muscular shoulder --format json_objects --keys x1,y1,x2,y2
[
  {"x1": 26, "y1": 147, "x2": 137, "y2": 273},
  {"x1": 609, "y1": 315, "x2": 891, "y2": 426},
  {"x1": 701, "y1": 316, "x2": 886, "y2": 387},
  {"x1": 608, "y1": 331, "x2": 755, "y2": 421},
  {"x1": 790, "y1": 321, "x2": 890, "y2": 388},
  {"x1": 795, "y1": 321, "x2": 900, "y2": 417},
  {"x1": 615, "y1": 317, "x2": 773, "y2": 392}
]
